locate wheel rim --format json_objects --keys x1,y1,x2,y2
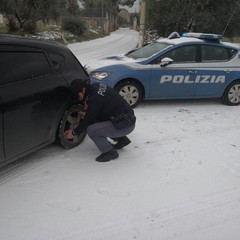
[
  {"x1": 63, "y1": 110, "x2": 84, "y2": 144},
  {"x1": 119, "y1": 85, "x2": 139, "y2": 106},
  {"x1": 228, "y1": 84, "x2": 240, "y2": 104}
]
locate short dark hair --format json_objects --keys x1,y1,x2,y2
[{"x1": 70, "y1": 79, "x2": 89, "y2": 97}]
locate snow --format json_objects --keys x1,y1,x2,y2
[
  {"x1": 120, "y1": 0, "x2": 140, "y2": 13},
  {"x1": 68, "y1": 28, "x2": 139, "y2": 69},
  {"x1": 1, "y1": 28, "x2": 240, "y2": 240}
]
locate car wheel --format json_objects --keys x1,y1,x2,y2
[
  {"x1": 115, "y1": 81, "x2": 142, "y2": 108},
  {"x1": 222, "y1": 81, "x2": 240, "y2": 105},
  {"x1": 56, "y1": 104, "x2": 87, "y2": 149}
]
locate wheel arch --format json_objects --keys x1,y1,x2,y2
[
  {"x1": 221, "y1": 79, "x2": 240, "y2": 105},
  {"x1": 224, "y1": 78, "x2": 240, "y2": 89},
  {"x1": 114, "y1": 78, "x2": 146, "y2": 99}
]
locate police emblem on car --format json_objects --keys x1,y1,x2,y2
[{"x1": 89, "y1": 32, "x2": 240, "y2": 108}]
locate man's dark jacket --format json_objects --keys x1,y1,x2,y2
[{"x1": 74, "y1": 83, "x2": 135, "y2": 134}]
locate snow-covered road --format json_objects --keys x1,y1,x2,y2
[
  {"x1": 68, "y1": 28, "x2": 139, "y2": 66},
  {"x1": 1, "y1": 28, "x2": 240, "y2": 240}
]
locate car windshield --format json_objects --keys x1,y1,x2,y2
[{"x1": 126, "y1": 42, "x2": 172, "y2": 59}]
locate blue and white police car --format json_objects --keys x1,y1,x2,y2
[{"x1": 88, "y1": 32, "x2": 240, "y2": 108}]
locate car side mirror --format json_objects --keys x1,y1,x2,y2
[{"x1": 160, "y1": 57, "x2": 174, "y2": 67}]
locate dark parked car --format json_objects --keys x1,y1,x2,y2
[{"x1": 0, "y1": 35, "x2": 89, "y2": 167}]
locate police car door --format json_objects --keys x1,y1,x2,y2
[
  {"x1": 194, "y1": 44, "x2": 233, "y2": 97},
  {"x1": 149, "y1": 45, "x2": 198, "y2": 98}
]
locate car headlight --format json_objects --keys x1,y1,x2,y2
[{"x1": 90, "y1": 72, "x2": 112, "y2": 80}]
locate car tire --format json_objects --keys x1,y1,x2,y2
[
  {"x1": 56, "y1": 104, "x2": 87, "y2": 149},
  {"x1": 222, "y1": 81, "x2": 240, "y2": 105},
  {"x1": 115, "y1": 81, "x2": 142, "y2": 108}
]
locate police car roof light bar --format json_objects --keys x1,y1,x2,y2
[{"x1": 182, "y1": 32, "x2": 224, "y2": 41}]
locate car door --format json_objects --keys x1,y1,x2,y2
[
  {"x1": 194, "y1": 44, "x2": 236, "y2": 97},
  {"x1": 149, "y1": 45, "x2": 198, "y2": 98},
  {"x1": 0, "y1": 46, "x2": 69, "y2": 160}
]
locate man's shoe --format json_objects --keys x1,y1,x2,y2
[
  {"x1": 113, "y1": 136, "x2": 131, "y2": 149},
  {"x1": 96, "y1": 149, "x2": 119, "y2": 162}
]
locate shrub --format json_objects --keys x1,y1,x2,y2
[
  {"x1": 23, "y1": 21, "x2": 37, "y2": 33},
  {"x1": 61, "y1": 17, "x2": 86, "y2": 36}
]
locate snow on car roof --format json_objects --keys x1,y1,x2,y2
[
  {"x1": 156, "y1": 35, "x2": 240, "y2": 49},
  {"x1": 156, "y1": 36, "x2": 203, "y2": 45},
  {"x1": 221, "y1": 41, "x2": 240, "y2": 49}
]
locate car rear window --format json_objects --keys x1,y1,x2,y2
[
  {"x1": 201, "y1": 45, "x2": 236, "y2": 62},
  {"x1": 0, "y1": 51, "x2": 52, "y2": 85},
  {"x1": 47, "y1": 51, "x2": 65, "y2": 72}
]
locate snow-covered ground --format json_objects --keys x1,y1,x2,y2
[
  {"x1": 68, "y1": 28, "x2": 139, "y2": 67},
  {"x1": 1, "y1": 28, "x2": 240, "y2": 240}
]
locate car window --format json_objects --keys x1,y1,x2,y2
[
  {"x1": 126, "y1": 42, "x2": 171, "y2": 59},
  {"x1": 152, "y1": 45, "x2": 197, "y2": 64},
  {"x1": 227, "y1": 48, "x2": 238, "y2": 59},
  {"x1": 0, "y1": 51, "x2": 52, "y2": 85},
  {"x1": 47, "y1": 51, "x2": 65, "y2": 72},
  {"x1": 201, "y1": 45, "x2": 229, "y2": 61},
  {"x1": 163, "y1": 45, "x2": 196, "y2": 62}
]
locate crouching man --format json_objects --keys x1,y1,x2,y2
[{"x1": 65, "y1": 79, "x2": 136, "y2": 162}]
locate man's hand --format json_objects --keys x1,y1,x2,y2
[
  {"x1": 65, "y1": 129, "x2": 75, "y2": 139},
  {"x1": 79, "y1": 111, "x2": 86, "y2": 119}
]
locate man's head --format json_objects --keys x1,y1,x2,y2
[{"x1": 70, "y1": 79, "x2": 89, "y2": 100}]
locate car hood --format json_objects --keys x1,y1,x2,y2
[{"x1": 85, "y1": 54, "x2": 139, "y2": 73}]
